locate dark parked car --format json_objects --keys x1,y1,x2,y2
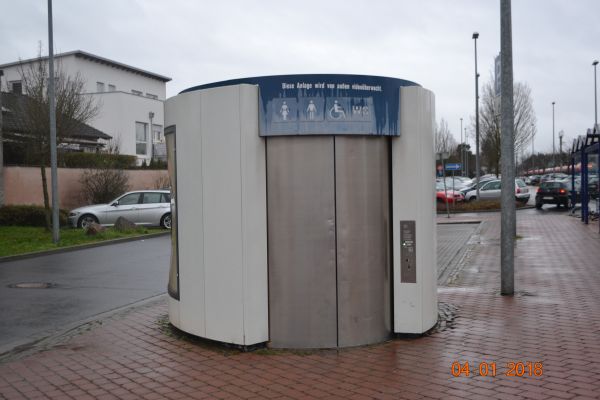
[
  {"x1": 528, "y1": 175, "x2": 541, "y2": 185},
  {"x1": 535, "y1": 181, "x2": 575, "y2": 209}
]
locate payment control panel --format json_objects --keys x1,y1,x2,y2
[{"x1": 400, "y1": 220, "x2": 416, "y2": 283}]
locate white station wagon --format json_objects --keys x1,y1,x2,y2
[{"x1": 68, "y1": 190, "x2": 172, "y2": 229}]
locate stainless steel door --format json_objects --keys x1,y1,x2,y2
[
  {"x1": 335, "y1": 137, "x2": 391, "y2": 347},
  {"x1": 267, "y1": 136, "x2": 337, "y2": 349},
  {"x1": 267, "y1": 136, "x2": 391, "y2": 348}
]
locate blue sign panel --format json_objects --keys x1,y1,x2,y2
[
  {"x1": 445, "y1": 163, "x2": 462, "y2": 171},
  {"x1": 181, "y1": 74, "x2": 420, "y2": 137}
]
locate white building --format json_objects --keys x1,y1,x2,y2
[{"x1": 0, "y1": 50, "x2": 171, "y2": 164}]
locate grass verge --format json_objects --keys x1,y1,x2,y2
[{"x1": 0, "y1": 226, "x2": 165, "y2": 258}]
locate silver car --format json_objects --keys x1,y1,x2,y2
[
  {"x1": 465, "y1": 179, "x2": 530, "y2": 203},
  {"x1": 68, "y1": 190, "x2": 172, "y2": 229}
]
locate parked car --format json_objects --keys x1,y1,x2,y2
[
  {"x1": 528, "y1": 175, "x2": 541, "y2": 185},
  {"x1": 435, "y1": 182, "x2": 464, "y2": 204},
  {"x1": 535, "y1": 180, "x2": 574, "y2": 209},
  {"x1": 453, "y1": 176, "x2": 473, "y2": 186},
  {"x1": 68, "y1": 190, "x2": 172, "y2": 229},
  {"x1": 540, "y1": 174, "x2": 554, "y2": 183},
  {"x1": 554, "y1": 176, "x2": 598, "y2": 201},
  {"x1": 438, "y1": 177, "x2": 470, "y2": 190},
  {"x1": 540, "y1": 173, "x2": 568, "y2": 183},
  {"x1": 459, "y1": 177, "x2": 495, "y2": 196},
  {"x1": 464, "y1": 179, "x2": 530, "y2": 203},
  {"x1": 587, "y1": 176, "x2": 599, "y2": 199}
]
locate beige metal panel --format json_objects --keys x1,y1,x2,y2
[
  {"x1": 166, "y1": 84, "x2": 269, "y2": 346},
  {"x1": 200, "y1": 85, "x2": 245, "y2": 344},
  {"x1": 239, "y1": 85, "x2": 269, "y2": 345},
  {"x1": 164, "y1": 91, "x2": 206, "y2": 337},
  {"x1": 393, "y1": 86, "x2": 437, "y2": 334},
  {"x1": 267, "y1": 136, "x2": 337, "y2": 349},
  {"x1": 335, "y1": 136, "x2": 391, "y2": 347}
]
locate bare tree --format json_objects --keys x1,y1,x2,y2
[
  {"x1": 79, "y1": 139, "x2": 129, "y2": 205},
  {"x1": 16, "y1": 46, "x2": 99, "y2": 228},
  {"x1": 434, "y1": 118, "x2": 457, "y2": 155},
  {"x1": 479, "y1": 79, "x2": 536, "y2": 175}
]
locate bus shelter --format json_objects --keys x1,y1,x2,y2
[{"x1": 570, "y1": 126, "x2": 599, "y2": 231}]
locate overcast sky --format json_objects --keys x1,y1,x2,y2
[{"x1": 1, "y1": 0, "x2": 599, "y2": 154}]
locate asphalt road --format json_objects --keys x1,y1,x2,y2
[{"x1": 0, "y1": 235, "x2": 170, "y2": 354}]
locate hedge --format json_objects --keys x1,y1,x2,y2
[
  {"x1": 0, "y1": 205, "x2": 69, "y2": 227},
  {"x1": 59, "y1": 152, "x2": 137, "y2": 169}
]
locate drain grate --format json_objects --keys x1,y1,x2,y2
[{"x1": 7, "y1": 282, "x2": 56, "y2": 289}]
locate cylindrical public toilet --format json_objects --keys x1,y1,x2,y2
[{"x1": 165, "y1": 74, "x2": 437, "y2": 349}]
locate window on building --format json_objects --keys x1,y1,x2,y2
[
  {"x1": 108, "y1": 84, "x2": 116, "y2": 92},
  {"x1": 152, "y1": 124, "x2": 163, "y2": 142},
  {"x1": 96, "y1": 82, "x2": 105, "y2": 92},
  {"x1": 146, "y1": 93, "x2": 158, "y2": 100},
  {"x1": 132, "y1": 89, "x2": 142, "y2": 96},
  {"x1": 11, "y1": 81, "x2": 22, "y2": 94},
  {"x1": 136, "y1": 122, "x2": 148, "y2": 155}
]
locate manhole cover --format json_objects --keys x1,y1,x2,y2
[{"x1": 7, "y1": 282, "x2": 56, "y2": 289}]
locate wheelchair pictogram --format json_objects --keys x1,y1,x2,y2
[{"x1": 328, "y1": 100, "x2": 346, "y2": 120}]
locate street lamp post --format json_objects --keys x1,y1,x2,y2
[
  {"x1": 500, "y1": 0, "x2": 515, "y2": 296},
  {"x1": 460, "y1": 117, "x2": 463, "y2": 175},
  {"x1": 473, "y1": 32, "x2": 481, "y2": 200},
  {"x1": 48, "y1": 0, "x2": 59, "y2": 243},
  {"x1": 552, "y1": 101, "x2": 556, "y2": 169},
  {"x1": 593, "y1": 60, "x2": 598, "y2": 127},
  {"x1": 559, "y1": 130, "x2": 564, "y2": 168},
  {"x1": 531, "y1": 123, "x2": 535, "y2": 174},
  {"x1": 465, "y1": 127, "x2": 468, "y2": 176}
]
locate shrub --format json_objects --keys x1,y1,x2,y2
[
  {"x1": 153, "y1": 175, "x2": 171, "y2": 190},
  {"x1": 60, "y1": 152, "x2": 137, "y2": 169},
  {"x1": 79, "y1": 168, "x2": 130, "y2": 204},
  {"x1": 0, "y1": 205, "x2": 68, "y2": 227},
  {"x1": 148, "y1": 158, "x2": 167, "y2": 170}
]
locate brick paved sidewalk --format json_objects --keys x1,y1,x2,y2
[{"x1": 1, "y1": 211, "x2": 600, "y2": 400}]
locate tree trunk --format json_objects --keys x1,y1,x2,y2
[{"x1": 40, "y1": 164, "x2": 51, "y2": 231}]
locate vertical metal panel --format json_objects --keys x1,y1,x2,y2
[
  {"x1": 201, "y1": 86, "x2": 245, "y2": 343},
  {"x1": 267, "y1": 136, "x2": 337, "y2": 348},
  {"x1": 239, "y1": 85, "x2": 269, "y2": 345},
  {"x1": 335, "y1": 137, "x2": 391, "y2": 347},
  {"x1": 393, "y1": 86, "x2": 438, "y2": 334}
]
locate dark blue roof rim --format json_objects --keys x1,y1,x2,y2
[{"x1": 180, "y1": 74, "x2": 421, "y2": 94}]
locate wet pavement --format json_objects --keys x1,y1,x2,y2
[
  {"x1": 436, "y1": 223, "x2": 480, "y2": 285},
  {"x1": 0, "y1": 235, "x2": 169, "y2": 354},
  {"x1": 1, "y1": 211, "x2": 600, "y2": 399}
]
